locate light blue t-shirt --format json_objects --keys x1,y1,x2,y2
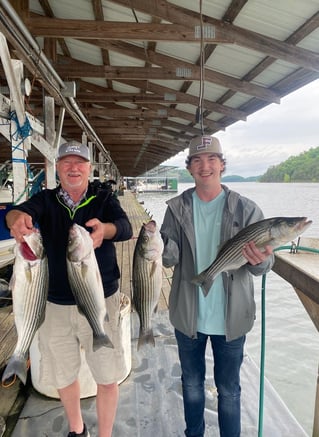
[{"x1": 193, "y1": 190, "x2": 226, "y2": 335}]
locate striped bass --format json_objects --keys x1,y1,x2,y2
[
  {"x1": 2, "y1": 231, "x2": 48, "y2": 385},
  {"x1": 192, "y1": 216, "x2": 312, "y2": 296},
  {"x1": 66, "y1": 223, "x2": 113, "y2": 350},
  {"x1": 132, "y1": 220, "x2": 164, "y2": 350}
]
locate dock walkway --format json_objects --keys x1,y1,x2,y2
[{"x1": 0, "y1": 190, "x2": 308, "y2": 436}]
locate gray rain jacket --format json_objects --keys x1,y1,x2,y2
[{"x1": 160, "y1": 185, "x2": 274, "y2": 342}]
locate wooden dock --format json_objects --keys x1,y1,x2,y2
[{"x1": 0, "y1": 189, "x2": 172, "y2": 435}]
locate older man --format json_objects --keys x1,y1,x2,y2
[{"x1": 6, "y1": 141, "x2": 132, "y2": 437}]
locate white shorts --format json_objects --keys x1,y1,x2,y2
[{"x1": 36, "y1": 290, "x2": 128, "y2": 389}]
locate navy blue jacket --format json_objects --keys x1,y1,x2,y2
[{"x1": 12, "y1": 183, "x2": 133, "y2": 304}]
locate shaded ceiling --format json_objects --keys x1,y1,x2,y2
[{"x1": 0, "y1": 0, "x2": 319, "y2": 177}]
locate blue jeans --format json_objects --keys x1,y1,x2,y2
[{"x1": 175, "y1": 329, "x2": 245, "y2": 437}]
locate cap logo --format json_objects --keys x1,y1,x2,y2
[
  {"x1": 188, "y1": 135, "x2": 222, "y2": 159},
  {"x1": 196, "y1": 137, "x2": 211, "y2": 152},
  {"x1": 65, "y1": 145, "x2": 81, "y2": 154}
]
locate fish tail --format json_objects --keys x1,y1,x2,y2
[
  {"x1": 2, "y1": 355, "x2": 28, "y2": 386},
  {"x1": 137, "y1": 329, "x2": 155, "y2": 351},
  {"x1": 191, "y1": 272, "x2": 214, "y2": 297},
  {"x1": 92, "y1": 334, "x2": 114, "y2": 351}
]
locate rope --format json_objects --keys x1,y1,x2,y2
[
  {"x1": 258, "y1": 273, "x2": 266, "y2": 437},
  {"x1": 275, "y1": 245, "x2": 319, "y2": 254},
  {"x1": 258, "y1": 242, "x2": 319, "y2": 436},
  {"x1": 9, "y1": 110, "x2": 33, "y2": 141},
  {"x1": 8, "y1": 110, "x2": 34, "y2": 205}
]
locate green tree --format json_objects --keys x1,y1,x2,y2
[{"x1": 260, "y1": 147, "x2": 319, "y2": 182}]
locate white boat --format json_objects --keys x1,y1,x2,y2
[
  {"x1": 0, "y1": 238, "x2": 15, "y2": 269},
  {"x1": 0, "y1": 187, "x2": 13, "y2": 203}
]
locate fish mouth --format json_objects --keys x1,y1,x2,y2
[
  {"x1": 143, "y1": 220, "x2": 157, "y2": 232},
  {"x1": 298, "y1": 217, "x2": 312, "y2": 230}
]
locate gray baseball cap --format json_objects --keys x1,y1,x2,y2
[
  {"x1": 188, "y1": 135, "x2": 222, "y2": 158},
  {"x1": 57, "y1": 141, "x2": 90, "y2": 161}
]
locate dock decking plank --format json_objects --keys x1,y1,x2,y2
[{"x1": 0, "y1": 306, "x2": 16, "y2": 370}]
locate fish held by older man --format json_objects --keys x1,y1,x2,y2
[
  {"x1": 132, "y1": 220, "x2": 164, "y2": 350},
  {"x1": 2, "y1": 231, "x2": 48, "y2": 385},
  {"x1": 192, "y1": 216, "x2": 312, "y2": 296},
  {"x1": 66, "y1": 223, "x2": 113, "y2": 350}
]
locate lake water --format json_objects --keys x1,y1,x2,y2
[{"x1": 137, "y1": 182, "x2": 319, "y2": 436}]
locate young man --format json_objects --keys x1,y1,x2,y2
[
  {"x1": 6, "y1": 141, "x2": 133, "y2": 437},
  {"x1": 160, "y1": 136, "x2": 274, "y2": 437}
]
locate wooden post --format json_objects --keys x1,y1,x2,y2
[
  {"x1": 44, "y1": 95, "x2": 56, "y2": 189},
  {"x1": 10, "y1": 59, "x2": 30, "y2": 204}
]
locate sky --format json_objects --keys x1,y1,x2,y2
[{"x1": 163, "y1": 78, "x2": 319, "y2": 177}]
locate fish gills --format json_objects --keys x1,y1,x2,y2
[
  {"x1": 66, "y1": 223, "x2": 113, "y2": 350},
  {"x1": 132, "y1": 220, "x2": 164, "y2": 350},
  {"x1": 2, "y1": 231, "x2": 48, "y2": 385},
  {"x1": 192, "y1": 216, "x2": 312, "y2": 296}
]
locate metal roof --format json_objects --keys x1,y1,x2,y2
[{"x1": 0, "y1": 0, "x2": 319, "y2": 177}]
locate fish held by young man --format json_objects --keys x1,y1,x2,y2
[
  {"x1": 2, "y1": 231, "x2": 49, "y2": 385},
  {"x1": 132, "y1": 220, "x2": 164, "y2": 350},
  {"x1": 192, "y1": 216, "x2": 312, "y2": 296},
  {"x1": 66, "y1": 223, "x2": 113, "y2": 350}
]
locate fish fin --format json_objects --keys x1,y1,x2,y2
[
  {"x1": 81, "y1": 263, "x2": 89, "y2": 278},
  {"x1": 137, "y1": 329, "x2": 155, "y2": 351},
  {"x1": 200, "y1": 281, "x2": 213, "y2": 297},
  {"x1": 8, "y1": 276, "x2": 15, "y2": 292},
  {"x1": 75, "y1": 304, "x2": 85, "y2": 316},
  {"x1": 24, "y1": 265, "x2": 33, "y2": 284},
  {"x1": 92, "y1": 334, "x2": 114, "y2": 351},
  {"x1": 2, "y1": 355, "x2": 28, "y2": 386},
  {"x1": 191, "y1": 272, "x2": 214, "y2": 297},
  {"x1": 150, "y1": 261, "x2": 157, "y2": 277}
]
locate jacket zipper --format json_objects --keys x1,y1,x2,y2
[{"x1": 56, "y1": 194, "x2": 96, "y2": 220}]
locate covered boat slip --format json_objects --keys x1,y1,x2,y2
[{"x1": 4, "y1": 190, "x2": 308, "y2": 437}]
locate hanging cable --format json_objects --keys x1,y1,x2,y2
[{"x1": 196, "y1": 0, "x2": 205, "y2": 135}]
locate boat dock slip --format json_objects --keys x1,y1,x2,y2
[{"x1": 0, "y1": 191, "x2": 311, "y2": 436}]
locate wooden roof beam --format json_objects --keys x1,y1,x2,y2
[
  {"x1": 119, "y1": 79, "x2": 247, "y2": 120},
  {"x1": 27, "y1": 17, "x2": 319, "y2": 73},
  {"x1": 108, "y1": 0, "x2": 319, "y2": 72},
  {"x1": 55, "y1": 55, "x2": 279, "y2": 103}
]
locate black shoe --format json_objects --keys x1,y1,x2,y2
[{"x1": 67, "y1": 423, "x2": 90, "y2": 437}]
